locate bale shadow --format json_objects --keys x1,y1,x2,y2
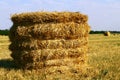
[{"x1": 0, "y1": 59, "x2": 19, "y2": 69}]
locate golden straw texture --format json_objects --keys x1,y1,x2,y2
[
  {"x1": 9, "y1": 38, "x2": 88, "y2": 50},
  {"x1": 11, "y1": 46, "x2": 87, "y2": 61},
  {"x1": 11, "y1": 12, "x2": 88, "y2": 24},
  {"x1": 11, "y1": 48, "x2": 87, "y2": 69},
  {"x1": 9, "y1": 22, "x2": 90, "y2": 41},
  {"x1": 9, "y1": 11, "x2": 90, "y2": 71}
]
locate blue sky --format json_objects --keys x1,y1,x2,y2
[{"x1": 0, "y1": 0, "x2": 120, "y2": 31}]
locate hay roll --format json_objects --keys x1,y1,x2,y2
[
  {"x1": 11, "y1": 50, "x2": 87, "y2": 69},
  {"x1": 13, "y1": 56, "x2": 87, "y2": 69},
  {"x1": 104, "y1": 31, "x2": 110, "y2": 36},
  {"x1": 9, "y1": 38, "x2": 88, "y2": 50},
  {"x1": 11, "y1": 47, "x2": 88, "y2": 69},
  {"x1": 45, "y1": 55, "x2": 87, "y2": 67},
  {"x1": 11, "y1": 46, "x2": 88, "y2": 61},
  {"x1": 27, "y1": 55, "x2": 86, "y2": 68},
  {"x1": 11, "y1": 12, "x2": 88, "y2": 24},
  {"x1": 9, "y1": 22, "x2": 90, "y2": 41}
]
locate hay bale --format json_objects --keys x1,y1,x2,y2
[
  {"x1": 104, "y1": 31, "x2": 110, "y2": 36},
  {"x1": 11, "y1": 46, "x2": 88, "y2": 61},
  {"x1": 11, "y1": 47, "x2": 87, "y2": 69},
  {"x1": 9, "y1": 22, "x2": 90, "y2": 41},
  {"x1": 11, "y1": 12, "x2": 88, "y2": 24},
  {"x1": 9, "y1": 38, "x2": 88, "y2": 50},
  {"x1": 9, "y1": 11, "x2": 90, "y2": 73}
]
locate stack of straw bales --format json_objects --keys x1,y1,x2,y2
[{"x1": 9, "y1": 12, "x2": 90, "y2": 73}]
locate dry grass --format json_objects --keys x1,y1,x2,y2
[
  {"x1": 88, "y1": 34, "x2": 120, "y2": 80},
  {"x1": 0, "y1": 34, "x2": 120, "y2": 80}
]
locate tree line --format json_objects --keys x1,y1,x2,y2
[
  {"x1": 0, "y1": 29, "x2": 120, "y2": 35},
  {"x1": 0, "y1": 29, "x2": 9, "y2": 35},
  {"x1": 90, "y1": 31, "x2": 120, "y2": 34}
]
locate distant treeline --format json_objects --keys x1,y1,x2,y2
[
  {"x1": 90, "y1": 31, "x2": 120, "y2": 34},
  {"x1": 0, "y1": 29, "x2": 120, "y2": 35},
  {"x1": 0, "y1": 29, "x2": 9, "y2": 35}
]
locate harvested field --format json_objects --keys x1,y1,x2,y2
[{"x1": 0, "y1": 34, "x2": 120, "y2": 80}]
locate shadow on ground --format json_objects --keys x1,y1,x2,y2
[{"x1": 0, "y1": 59, "x2": 18, "y2": 69}]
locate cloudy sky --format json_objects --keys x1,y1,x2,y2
[{"x1": 0, "y1": 0, "x2": 120, "y2": 31}]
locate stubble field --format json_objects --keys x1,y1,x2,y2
[{"x1": 0, "y1": 34, "x2": 120, "y2": 80}]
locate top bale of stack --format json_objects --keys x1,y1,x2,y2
[{"x1": 11, "y1": 12, "x2": 88, "y2": 25}]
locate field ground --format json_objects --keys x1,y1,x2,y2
[{"x1": 0, "y1": 34, "x2": 120, "y2": 80}]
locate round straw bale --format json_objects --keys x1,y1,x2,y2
[
  {"x1": 9, "y1": 22, "x2": 90, "y2": 41},
  {"x1": 11, "y1": 49, "x2": 87, "y2": 69},
  {"x1": 104, "y1": 31, "x2": 110, "y2": 36},
  {"x1": 9, "y1": 38, "x2": 88, "y2": 50},
  {"x1": 11, "y1": 12, "x2": 88, "y2": 24},
  {"x1": 11, "y1": 46, "x2": 88, "y2": 62},
  {"x1": 44, "y1": 56, "x2": 86, "y2": 67}
]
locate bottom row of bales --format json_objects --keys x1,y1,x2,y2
[
  {"x1": 9, "y1": 12, "x2": 90, "y2": 73},
  {"x1": 11, "y1": 48, "x2": 87, "y2": 70}
]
